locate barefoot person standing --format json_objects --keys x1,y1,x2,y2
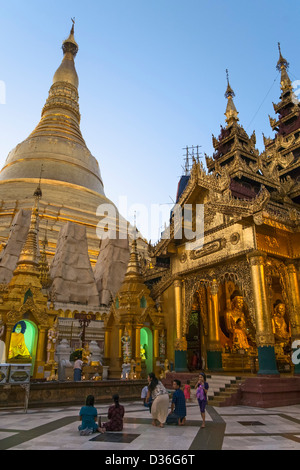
[{"x1": 196, "y1": 372, "x2": 209, "y2": 428}]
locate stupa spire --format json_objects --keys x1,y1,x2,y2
[
  {"x1": 276, "y1": 42, "x2": 292, "y2": 93},
  {"x1": 0, "y1": 22, "x2": 105, "y2": 200},
  {"x1": 224, "y1": 69, "x2": 239, "y2": 126}
]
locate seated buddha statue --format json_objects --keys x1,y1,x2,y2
[
  {"x1": 225, "y1": 290, "x2": 251, "y2": 351},
  {"x1": 272, "y1": 300, "x2": 290, "y2": 345},
  {"x1": 232, "y1": 318, "x2": 250, "y2": 351},
  {"x1": 8, "y1": 321, "x2": 31, "y2": 360}
]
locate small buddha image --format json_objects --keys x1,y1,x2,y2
[
  {"x1": 225, "y1": 289, "x2": 249, "y2": 331},
  {"x1": 82, "y1": 342, "x2": 91, "y2": 364},
  {"x1": 140, "y1": 344, "x2": 146, "y2": 361},
  {"x1": 8, "y1": 321, "x2": 31, "y2": 360},
  {"x1": 272, "y1": 299, "x2": 290, "y2": 345},
  {"x1": 232, "y1": 318, "x2": 250, "y2": 352},
  {"x1": 225, "y1": 289, "x2": 253, "y2": 353}
]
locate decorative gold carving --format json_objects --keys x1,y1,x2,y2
[
  {"x1": 174, "y1": 337, "x2": 187, "y2": 351},
  {"x1": 256, "y1": 333, "x2": 275, "y2": 348},
  {"x1": 230, "y1": 232, "x2": 240, "y2": 245},
  {"x1": 189, "y1": 238, "x2": 226, "y2": 260}
]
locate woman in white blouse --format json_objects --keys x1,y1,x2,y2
[{"x1": 146, "y1": 372, "x2": 169, "y2": 428}]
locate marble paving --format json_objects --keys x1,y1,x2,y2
[{"x1": 0, "y1": 397, "x2": 300, "y2": 451}]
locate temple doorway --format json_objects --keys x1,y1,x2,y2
[
  {"x1": 186, "y1": 309, "x2": 203, "y2": 371},
  {"x1": 140, "y1": 327, "x2": 153, "y2": 376}
]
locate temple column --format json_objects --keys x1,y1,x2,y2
[
  {"x1": 104, "y1": 327, "x2": 111, "y2": 361},
  {"x1": 152, "y1": 328, "x2": 160, "y2": 375},
  {"x1": 286, "y1": 262, "x2": 300, "y2": 375},
  {"x1": 248, "y1": 252, "x2": 279, "y2": 375},
  {"x1": 174, "y1": 278, "x2": 187, "y2": 371},
  {"x1": 5, "y1": 325, "x2": 12, "y2": 359},
  {"x1": 154, "y1": 328, "x2": 159, "y2": 359},
  {"x1": 207, "y1": 279, "x2": 223, "y2": 371},
  {"x1": 135, "y1": 325, "x2": 142, "y2": 378},
  {"x1": 36, "y1": 327, "x2": 47, "y2": 364},
  {"x1": 118, "y1": 327, "x2": 123, "y2": 360}
]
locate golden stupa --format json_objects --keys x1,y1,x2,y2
[{"x1": 0, "y1": 21, "x2": 122, "y2": 263}]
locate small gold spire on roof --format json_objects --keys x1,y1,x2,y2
[
  {"x1": 276, "y1": 42, "x2": 289, "y2": 71},
  {"x1": 225, "y1": 69, "x2": 235, "y2": 99},
  {"x1": 224, "y1": 69, "x2": 239, "y2": 126},
  {"x1": 276, "y1": 42, "x2": 292, "y2": 93},
  {"x1": 14, "y1": 184, "x2": 42, "y2": 276}
]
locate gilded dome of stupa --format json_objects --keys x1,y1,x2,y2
[
  {"x1": 0, "y1": 23, "x2": 124, "y2": 262},
  {"x1": 0, "y1": 22, "x2": 103, "y2": 193}
]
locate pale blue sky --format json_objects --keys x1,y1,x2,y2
[{"x1": 0, "y1": 1, "x2": 299, "y2": 240}]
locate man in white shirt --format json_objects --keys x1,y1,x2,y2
[{"x1": 74, "y1": 358, "x2": 83, "y2": 381}]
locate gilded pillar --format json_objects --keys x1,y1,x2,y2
[
  {"x1": 118, "y1": 328, "x2": 123, "y2": 359},
  {"x1": 207, "y1": 279, "x2": 222, "y2": 371},
  {"x1": 174, "y1": 278, "x2": 187, "y2": 371},
  {"x1": 135, "y1": 326, "x2": 142, "y2": 379},
  {"x1": 104, "y1": 327, "x2": 111, "y2": 359},
  {"x1": 286, "y1": 262, "x2": 300, "y2": 374},
  {"x1": 5, "y1": 325, "x2": 12, "y2": 359},
  {"x1": 154, "y1": 328, "x2": 159, "y2": 359},
  {"x1": 135, "y1": 326, "x2": 141, "y2": 359},
  {"x1": 36, "y1": 327, "x2": 46, "y2": 363},
  {"x1": 152, "y1": 328, "x2": 160, "y2": 376},
  {"x1": 248, "y1": 251, "x2": 278, "y2": 375},
  {"x1": 174, "y1": 279, "x2": 182, "y2": 340}
]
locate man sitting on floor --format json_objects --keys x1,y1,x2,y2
[{"x1": 166, "y1": 379, "x2": 186, "y2": 426}]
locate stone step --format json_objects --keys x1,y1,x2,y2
[
  {"x1": 208, "y1": 381, "x2": 245, "y2": 406},
  {"x1": 162, "y1": 373, "x2": 243, "y2": 406}
]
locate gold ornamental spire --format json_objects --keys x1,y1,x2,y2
[
  {"x1": 125, "y1": 237, "x2": 143, "y2": 281},
  {"x1": 224, "y1": 69, "x2": 239, "y2": 126},
  {"x1": 14, "y1": 184, "x2": 42, "y2": 276},
  {"x1": 28, "y1": 20, "x2": 83, "y2": 143},
  {"x1": 53, "y1": 18, "x2": 79, "y2": 88},
  {"x1": 0, "y1": 21, "x2": 105, "y2": 195},
  {"x1": 39, "y1": 221, "x2": 52, "y2": 289},
  {"x1": 276, "y1": 42, "x2": 292, "y2": 93}
]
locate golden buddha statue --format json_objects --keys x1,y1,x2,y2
[
  {"x1": 8, "y1": 321, "x2": 31, "y2": 360},
  {"x1": 82, "y1": 343, "x2": 92, "y2": 364},
  {"x1": 232, "y1": 318, "x2": 250, "y2": 352},
  {"x1": 225, "y1": 290, "x2": 251, "y2": 351},
  {"x1": 272, "y1": 300, "x2": 290, "y2": 345}
]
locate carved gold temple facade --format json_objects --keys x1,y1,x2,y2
[
  {"x1": 0, "y1": 29, "x2": 299, "y2": 381},
  {"x1": 145, "y1": 45, "x2": 300, "y2": 376}
]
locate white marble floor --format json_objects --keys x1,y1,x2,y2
[{"x1": 0, "y1": 399, "x2": 300, "y2": 451}]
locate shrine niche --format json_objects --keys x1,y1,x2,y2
[
  {"x1": 186, "y1": 283, "x2": 208, "y2": 371},
  {"x1": 8, "y1": 320, "x2": 33, "y2": 361},
  {"x1": 265, "y1": 259, "x2": 293, "y2": 371},
  {"x1": 184, "y1": 272, "x2": 257, "y2": 372},
  {"x1": 221, "y1": 281, "x2": 256, "y2": 352},
  {"x1": 5, "y1": 297, "x2": 51, "y2": 377}
]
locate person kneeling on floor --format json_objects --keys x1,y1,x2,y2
[
  {"x1": 78, "y1": 395, "x2": 105, "y2": 435},
  {"x1": 166, "y1": 379, "x2": 186, "y2": 426}
]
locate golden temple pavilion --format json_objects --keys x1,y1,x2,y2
[{"x1": 145, "y1": 44, "x2": 300, "y2": 376}]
